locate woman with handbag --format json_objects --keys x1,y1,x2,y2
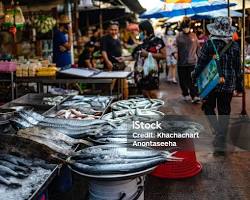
[
  {"x1": 132, "y1": 20, "x2": 166, "y2": 98},
  {"x1": 192, "y1": 17, "x2": 242, "y2": 156}
]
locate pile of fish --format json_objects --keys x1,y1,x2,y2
[
  {"x1": 17, "y1": 127, "x2": 92, "y2": 157},
  {"x1": 69, "y1": 144, "x2": 180, "y2": 175},
  {"x1": 52, "y1": 108, "x2": 101, "y2": 120},
  {"x1": 61, "y1": 95, "x2": 111, "y2": 111},
  {"x1": 11, "y1": 110, "x2": 116, "y2": 139},
  {"x1": 89, "y1": 123, "x2": 134, "y2": 144},
  {"x1": 102, "y1": 109, "x2": 164, "y2": 123},
  {"x1": 42, "y1": 96, "x2": 65, "y2": 105},
  {"x1": 0, "y1": 153, "x2": 54, "y2": 188},
  {"x1": 111, "y1": 98, "x2": 164, "y2": 111}
]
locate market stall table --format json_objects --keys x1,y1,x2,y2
[{"x1": 14, "y1": 70, "x2": 132, "y2": 99}]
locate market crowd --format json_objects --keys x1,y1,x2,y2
[{"x1": 52, "y1": 15, "x2": 246, "y2": 156}]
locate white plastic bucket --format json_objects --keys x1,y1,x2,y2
[{"x1": 89, "y1": 177, "x2": 144, "y2": 200}]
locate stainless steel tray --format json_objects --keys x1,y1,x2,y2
[
  {"x1": 69, "y1": 165, "x2": 156, "y2": 181},
  {"x1": 10, "y1": 93, "x2": 69, "y2": 109}
]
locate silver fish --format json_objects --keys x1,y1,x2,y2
[
  {"x1": 0, "y1": 160, "x2": 29, "y2": 173},
  {"x1": 72, "y1": 156, "x2": 167, "y2": 175},
  {"x1": 0, "y1": 154, "x2": 31, "y2": 167},
  {"x1": 0, "y1": 165, "x2": 28, "y2": 178},
  {"x1": 73, "y1": 155, "x2": 166, "y2": 165},
  {"x1": 72, "y1": 144, "x2": 171, "y2": 160},
  {"x1": 0, "y1": 175, "x2": 21, "y2": 188}
]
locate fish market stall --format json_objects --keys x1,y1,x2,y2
[{"x1": 0, "y1": 94, "x2": 173, "y2": 200}]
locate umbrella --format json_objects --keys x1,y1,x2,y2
[
  {"x1": 166, "y1": 8, "x2": 243, "y2": 22},
  {"x1": 140, "y1": 0, "x2": 236, "y2": 19}
]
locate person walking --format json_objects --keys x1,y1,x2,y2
[
  {"x1": 53, "y1": 15, "x2": 72, "y2": 69},
  {"x1": 164, "y1": 26, "x2": 177, "y2": 84},
  {"x1": 192, "y1": 17, "x2": 242, "y2": 156},
  {"x1": 132, "y1": 20, "x2": 166, "y2": 98},
  {"x1": 176, "y1": 17, "x2": 200, "y2": 103}
]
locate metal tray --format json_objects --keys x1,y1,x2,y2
[
  {"x1": 28, "y1": 165, "x2": 60, "y2": 200},
  {"x1": 68, "y1": 165, "x2": 156, "y2": 181},
  {"x1": 10, "y1": 93, "x2": 69, "y2": 110},
  {"x1": 45, "y1": 96, "x2": 114, "y2": 118},
  {"x1": 1, "y1": 102, "x2": 52, "y2": 114}
]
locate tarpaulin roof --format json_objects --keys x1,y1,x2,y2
[{"x1": 100, "y1": 0, "x2": 145, "y2": 14}]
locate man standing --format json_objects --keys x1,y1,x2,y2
[
  {"x1": 100, "y1": 21, "x2": 128, "y2": 99},
  {"x1": 100, "y1": 21, "x2": 125, "y2": 71},
  {"x1": 53, "y1": 15, "x2": 72, "y2": 69},
  {"x1": 176, "y1": 17, "x2": 200, "y2": 103}
]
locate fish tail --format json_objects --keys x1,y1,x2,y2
[{"x1": 162, "y1": 151, "x2": 183, "y2": 161}]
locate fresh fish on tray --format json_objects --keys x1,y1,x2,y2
[
  {"x1": 111, "y1": 98, "x2": 164, "y2": 111},
  {"x1": 69, "y1": 144, "x2": 181, "y2": 175},
  {"x1": 61, "y1": 95, "x2": 111, "y2": 110},
  {"x1": 0, "y1": 152, "x2": 56, "y2": 200},
  {"x1": 42, "y1": 96, "x2": 65, "y2": 105},
  {"x1": 11, "y1": 110, "x2": 116, "y2": 139},
  {"x1": 102, "y1": 108, "x2": 164, "y2": 123},
  {"x1": 17, "y1": 127, "x2": 92, "y2": 156},
  {"x1": 51, "y1": 108, "x2": 101, "y2": 120},
  {"x1": 0, "y1": 153, "x2": 53, "y2": 188}
]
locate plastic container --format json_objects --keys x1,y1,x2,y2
[
  {"x1": 244, "y1": 73, "x2": 250, "y2": 89},
  {"x1": 0, "y1": 61, "x2": 17, "y2": 72},
  {"x1": 16, "y1": 64, "x2": 22, "y2": 77},
  {"x1": 22, "y1": 63, "x2": 29, "y2": 77},
  {"x1": 151, "y1": 139, "x2": 202, "y2": 179}
]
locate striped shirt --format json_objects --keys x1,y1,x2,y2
[{"x1": 193, "y1": 39, "x2": 242, "y2": 93}]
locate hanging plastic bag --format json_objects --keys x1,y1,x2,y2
[
  {"x1": 143, "y1": 53, "x2": 158, "y2": 76},
  {"x1": 3, "y1": 6, "x2": 25, "y2": 29},
  {"x1": 0, "y1": 1, "x2": 4, "y2": 18}
]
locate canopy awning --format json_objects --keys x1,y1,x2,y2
[
  {"x1": 99, "y1": 0, "x2": 145, "y2": 14},
  {"x1": 119, "y1": 0, "x2": 146, "y2": 14}
]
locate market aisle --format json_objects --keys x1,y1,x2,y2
[{"x1": 145, "y1": 79, "x2": 250, "y2": 200}]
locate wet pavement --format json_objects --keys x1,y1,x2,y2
[{"x1": 145, "y1": 79, "x2": 250, "y2": 200}]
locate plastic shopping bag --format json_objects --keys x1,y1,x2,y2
[{"x1": 143, "y1": 53, "x2": 158, "y2": 76}]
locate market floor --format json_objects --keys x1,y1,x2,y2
[
  {"x1": 144, "y1": 79, "x2": 250, "y2": 200},
  {"x1": 49, "y1": 78, "x2": 250, "y2": 200}
]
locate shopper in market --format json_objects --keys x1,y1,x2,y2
[
  {"x1": 192, "y1": 16, "x2": 242, "y2": 156},
  {"x1": 132, "y1": 20, "x2": 166, "y2": 98},
  {"x1": 100, "y1": 21, "x2": 128, "y2": 99},
  {"x1": 53, "y1": 15, "x2": 72, "y2": 69},
  {"x1": 196, "y1": 28, "x2": 208, "y2": 48},
  {"x1": 175, "y1": 17, "x2": 200, "y2": 103},
  {"x1": 163, "y1": 24, "x2": 177, "y2": 84},
  {"x1": 78, "y1": 41, "x2": 96, "y2": 69},
  {"x1": 100, "y1": 21, "x2": 125, "y2": 71}
]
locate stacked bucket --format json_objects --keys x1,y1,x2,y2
[{"x1": 151, "y1": 139, "x2": 202, "y2": 179}]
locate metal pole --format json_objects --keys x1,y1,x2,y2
[
  {"x1": 227, "y1": 0, "x2": 230, "y2": 17},
  {"x1": 241, "y1": 0, "x2": 247, "y2": 115},
  {"x1": 65, "y1": 0, "x2": 74, "y2": 65}
]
